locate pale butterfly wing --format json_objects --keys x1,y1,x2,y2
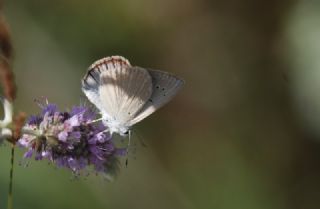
[
  {"x1": 82, "y1": 56, "x2": 184, "y2": 131},
  {"x1": 82, "y1": 56, "x2": 131, "y2": 115},
  {"x1": 127, "y1": 69, "x2": 185, "y2": 126},
  {"x1": 99, "y1": 66, "x2": 153, "y2": 125}
]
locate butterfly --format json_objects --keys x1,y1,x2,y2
[{"x1": 81, "y1": 56, "x2": 184, "y2": 136}]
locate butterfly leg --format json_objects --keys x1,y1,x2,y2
[{"x1": 125, "y1": 130, "x2": 131, "y2": 167}]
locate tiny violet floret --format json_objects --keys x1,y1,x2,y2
[{"x1": 18, "y1": 103, "x2": 125, "y2": 176}]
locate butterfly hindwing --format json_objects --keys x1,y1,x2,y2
[
  {"x1": 128, "y1": 69, "x2": 185, "y2": 126},
  {"x1": 99, "y1": 66, "x2": 153, "y2": 125}
]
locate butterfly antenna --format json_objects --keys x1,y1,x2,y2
[
  {"x1": 125, "y1": 130, "x2": 131, "y2": 167},
  {"x1": 87, "y1": 118, "x2": 103, "y2": 124}
]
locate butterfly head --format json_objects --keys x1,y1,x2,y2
[
  {"x1": 111, "y1": 126, "x2": 129, "y2": 137},
  {"x1": 102, "y1": 117, "x2": 130, "y2": 136}
]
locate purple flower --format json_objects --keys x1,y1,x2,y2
[
  {"x1": 27, "y1": 115, "x2": 42, "y2": 125},
  {"x1": 18, "y1": 103, "x2": 122, "y2": 176},
  {"x1": 23, "y1": 149, "x2": 33, "y2": 158},
  {"x1": 41, "y1": 104, "x2": 57, "y2": 116},
  {"x1": 58, "y1": 131, "x2": 68, "y2": 142}
]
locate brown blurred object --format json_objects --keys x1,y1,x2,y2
[
  {"x1": 0, "y1": 5, "x2": 15, "y2": 102},
  {"x1": 12, "y1": 112, "x2": 26, "y2": 142}
]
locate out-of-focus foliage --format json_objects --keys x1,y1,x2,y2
[{"x1": 1, "y1": 0, "x2": 320, "y2": 209}]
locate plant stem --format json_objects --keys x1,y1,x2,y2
[{"x1": 7, "y1": 144, "x2": 15, "y2": 209}]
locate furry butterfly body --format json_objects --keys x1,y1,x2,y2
[{"x1": 82, "y1": 56, "x2": 184, "y2": 136}]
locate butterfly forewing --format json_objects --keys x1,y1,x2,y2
[
  {"x1": 128, "y1": 69, "x2": 184, "y2": 126},
  {"x1": 99, "y1": 66, "x2": 153, "y2": 124},
  {"x1": 81, "y1": 56, "x2": 131, "y2": 113}
]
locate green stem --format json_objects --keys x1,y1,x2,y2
[{"x1": 7, "y1": 144, "x2": 15, "y2": 209}]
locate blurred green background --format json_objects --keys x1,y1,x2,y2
[{"x1": 1, "y1": 0, "x2": 320, "y2": 209}]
